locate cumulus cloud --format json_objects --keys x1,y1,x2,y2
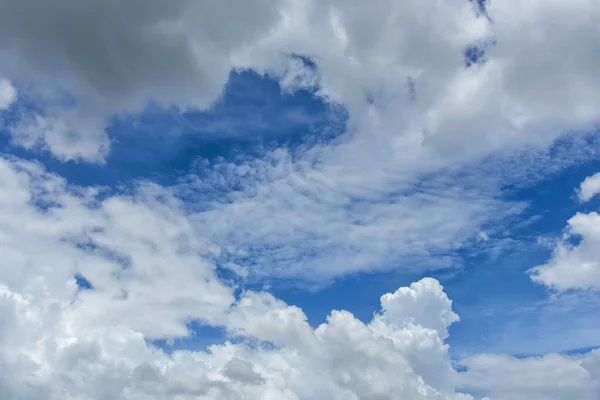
[
  {"x1": 1, "y1": 157, "x2": 599, "y2": 398},
  {"x1": 529, "y1": 171, "x2": 600, "y2": 290},
  {"x1": 579, "y1": 172, "x2": 600, "y2": 202},
  {"x1": 0, "y1": 77, "x2": 16, "y2": 110},
  {"x1": 9, "y1": 111, "x2": 111, "y2": 163},
  {"x1": 0, "y1": 156, "x2": 472, "y2": 398},
  {"x1": 530, "y1": 211, "x2": 600, "y2": 291},
  {"x1": 0, "y1": 155, "x2": 593, "y2": 400},
  {"x1": 0, "y1": 156, "x2": 234, "y2": 339}
]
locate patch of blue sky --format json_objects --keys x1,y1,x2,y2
[
  {"x1": 150, "y1": 322, "x2": 228, "y2": 355},
  {"x1": 150, "y1": 318, "x2": 275, "y2": 355},
  {"x1": 464, "y1": 45, "x2": 486, "y2": 68},
  {"x1": 74, "y1": 273, "x2": 93, "y2": 291},
  {"x1": 0, "y1": 69, "x2": 346, "y2": 189},
  {"x1": 470, "y1": 0, "x2": 488, "y2": 18},
  {"x1": 464, "y1": 38, "x2": 496, "y2": 68}
]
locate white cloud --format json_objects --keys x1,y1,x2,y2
[
  {"x1": 1, "y1": 0, "x2": 600, "y2": 165},
  {"x1": 530, "y1": 170, "x2": 600, "y2": 291},
  {"x1": 9, "y1": 111, "x2": 110, "y2": 163},
  {"x1": 5, "y1": 155, "x2": 596, "y2": 399},
  {"x1": 0, "y1": 155, "x2": 475, "y2": 398},
  {"x1": 0, "y1": 156, "x2": 234, "y2": 339},
  {"x1": 579, "y1": 172, "x2": 600, "y2": 202},
  {"x1": 530, "y1": 212, "x2": 600, "y2": 291},
  {"x1": 255, "y1": 0, "x2": 600, "y2": 162},
  {"x1": 419, "y1": 0, "x2": 600, "y2": 156},
  {"x1": 0, "y1": 77, "x2": 16, "y2": 110}
]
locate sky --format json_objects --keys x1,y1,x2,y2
[{"x1": 1, "y1": 0, "x2": 600, "y2": 399}]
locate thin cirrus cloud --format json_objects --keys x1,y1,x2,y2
[
  {"x1": 1, "y1": 0, "x2": 600, "y2": 399},
  {"x1": 181, "y1": 148, "x2": 524, "y2": 280}
]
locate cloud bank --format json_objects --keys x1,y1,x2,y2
[
  {"x1": 1, "y1": 0, "x2": 600, "y2": 163},
  {"x1": 0, "y1": 157, "x2": 599, "y2": 399}
]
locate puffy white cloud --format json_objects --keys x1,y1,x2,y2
[
  {"x1": 0, "y1": 77, "x2": 16, "y2": 110},
  {"x1": 9, "y1": 111, "x2": 111, "y2": 163},
  {"x1": 369, "y1": 277, "x2": 459, "y2": 340},
  {"x1": 529, "y1": 167, "x2": 600, "y2": 291},
  {"x1": 255, "y1": 0, "x2": 600, "y2": 162},
  {"x1": 0, "y1": 282, "x2": 471, "y2": 399},
  {"x1": 579, "y1": 172, "x2": 600, "y2": 203},
  {"x1": 369, "y1": 278, "x2": 460, "y2": 394},
  {"x1": 0, "y1": 156, "x2": 234, "y2": 339},
  {"x1": 2, "y1": 155, "x2": 600, "y2": 399},
  {"x1": 421, "y1": 0, "x2": 600, "y2": 155},
  {"x1": 0, "y1": 155, "x2": 466, "y2": 399},
  {"x1": 530, "y1": 211, "x2": 600, "y2": 290}
]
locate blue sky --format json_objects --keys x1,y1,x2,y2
[{"x1": 2, "y1": 1, "x2": 600, "y2": 399}]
